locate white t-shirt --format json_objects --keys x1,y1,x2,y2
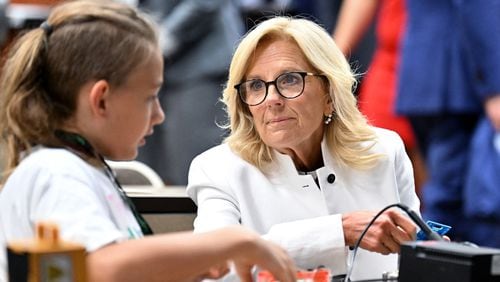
[{"x1": 0, "y1": 147, "x2": 142, "y2": 281}]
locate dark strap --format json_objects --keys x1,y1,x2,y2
[{"x1": 101, "y1": 158, "x2": 153, "y2": 235}]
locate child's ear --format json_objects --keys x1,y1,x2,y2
[{"x1": 88, "y1": 80, "x2": 110, "y2": 116}]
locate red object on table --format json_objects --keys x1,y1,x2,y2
[{"x1": 258, "y1": 268, "x2": 330, "y2": 282}]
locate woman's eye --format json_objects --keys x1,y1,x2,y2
[
  {"x1": 280, "y1": 73, "x2": 300, "y2": 86},
  {"x1": 249, "y1": 80, "x2": 264, "y2": 91}
]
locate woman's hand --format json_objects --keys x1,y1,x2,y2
[{"x1": 342, "y1": 209, "x2": 417, "y2": 255}]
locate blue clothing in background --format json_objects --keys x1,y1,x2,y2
[
  {"x1": 397, "y1": 0, "x2": 500, "y2": 115},
  {"x1": 464, "y1": 118, "x2": 500, "y2": 247},
  {"x1": 397, "y1": 0, "x2": 500, "y2": 246}
]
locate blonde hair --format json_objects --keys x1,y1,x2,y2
[
  {"x1": 222, "y1": 16, "x2": 381, "y2": 171},
  {"x1": 0, "y1": 0, "x2": 158, "y2": 181}
]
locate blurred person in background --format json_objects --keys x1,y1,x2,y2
[
  {"x1": 397, "y1": 0, "x2": 500, "y2": 247},
  {"x1": 333, "y1": 0, "x2": 426, "y2": 196},
  {"x1": 137, "y1": 0, "x2": 244, "y2": 185}
]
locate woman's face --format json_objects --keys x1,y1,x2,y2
[
  {"x1": 244, "y1": 39, "x2": 331, "y2": 154},
  {"x1": 103, "y1": 47, "x2": 165, "y2": 160}
]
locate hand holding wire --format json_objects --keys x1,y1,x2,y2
[
  {"x1": 345, "y1": 203, "x2": 445, "y2": 282},
  {"x1": 342, "y1": 209, "x2": 417, "y2": 255}
]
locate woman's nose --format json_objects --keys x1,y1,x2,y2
[{"x1": 264, "y1": 84, "x2": 284, "y2": 104}]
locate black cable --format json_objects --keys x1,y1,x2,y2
[{"x1": 345, "y1": 203, "x2": 444, "y2": 282}]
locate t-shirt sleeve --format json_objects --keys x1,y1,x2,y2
[{"x1": 31, "y1": 173, "x2": 126, "y2": 252}]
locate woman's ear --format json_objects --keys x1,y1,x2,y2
[
  {"x1": 88, "y1": 80, "x2": 110, "y2": 116},
  {"x1": 324, "y1": 93, "x2": 334, "y2": 115}
]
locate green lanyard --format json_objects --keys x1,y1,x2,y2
[
  {"x1": 101, "y1": 158, "x2": 153, "y2": 235},
  {"x1": 54, "y1": 130, "x2": 153, "y2": 235}
]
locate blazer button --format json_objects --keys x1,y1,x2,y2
[{"x1": 327, "y1": 174, "x2": 336, "y2": 184}]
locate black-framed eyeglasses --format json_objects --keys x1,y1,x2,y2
[{"x1": 234, "y1": 71, "x2": 325, "y2": 106}]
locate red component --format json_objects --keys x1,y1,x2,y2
[{"x1": 258, "y1": 268, "x2": 331, "y2": 282}]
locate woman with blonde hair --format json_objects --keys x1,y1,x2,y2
[{"x1": 187, "y1": 16, "x2": 420, "y2": 281}]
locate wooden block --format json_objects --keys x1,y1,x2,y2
[{"x1": 6, "y1": 222, "x2": 86, "y2": 282}]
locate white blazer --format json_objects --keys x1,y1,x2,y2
[{"x1": 187, "y1": 128, "x2": 420, "y2": 281}]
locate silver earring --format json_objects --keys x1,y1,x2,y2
[{"x1": 324, "y1": 113, "x2": 333, "y2": 125}]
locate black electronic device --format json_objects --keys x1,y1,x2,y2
[{"x1": 399, "y1": 241, "x2": 500, "y2": 282}]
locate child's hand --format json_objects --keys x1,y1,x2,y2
[
  {"x1": 195, "y1": 262, "x2": 230, "y2": 281},
  {"x1": 223, "y1": 226, "x2": 297, "y2": 282}
]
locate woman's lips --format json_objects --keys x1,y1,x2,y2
[{"x1": 267, "y1": 117, "x2": 293, "y2": 124}]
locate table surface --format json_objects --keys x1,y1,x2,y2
[
  {"x1": 124, "y1": 185, "x2": 197, "y2": 214},
  {"x1": 124, "y1": 185, "x2": 188, "y2": 197}
]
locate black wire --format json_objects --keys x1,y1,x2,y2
[{"x1": 345, "y1": 203, "x2": 444, "y2": 282}]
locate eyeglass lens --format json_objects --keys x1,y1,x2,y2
[{"x1": 238, "y1": 72, "x2": 306, "y2": 105}]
